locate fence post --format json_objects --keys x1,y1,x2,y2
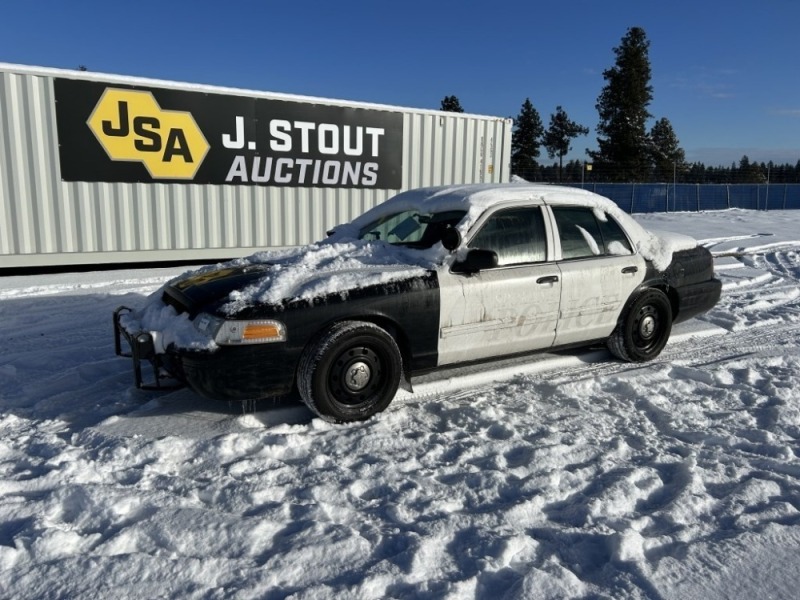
[
  {"x1": 784, "y1": 184, "x2": 788, "y2": 210},
  {"x1": 765, "y1": 183, "x2": 770, "y2": 211},
  {"x1": 727, "y1": 184, "x2": 730, "y2": 209},
  {"x1": 630, "y1": 184, "x2": 635, "y2": 213},
  {"x1": 696, "y1": 183, "x2": 700, "y2": 212}
]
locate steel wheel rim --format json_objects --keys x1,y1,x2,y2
[
  {"x1": 328, "y1": 346, "x2": 384, "y2": 405},
  {"x1": 633, "y1": 304, "x2": 661, "y2": 351}
]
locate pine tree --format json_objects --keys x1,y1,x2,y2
[
  {"x1": 738, "y1": 155, "x2": 752, "y2": 182},
  {"x1": 440, "y1": 95, "x2": 464, "y2": 113},
  {"x1": 542, "y1": 106, "x2": 589, "y2": 182},
  {"x1": 564, "y1": 159, "x2": 584, "y2": 183},
  {"x1": 511, "y1": 98, "x2": 544, "y2": 180},
  {"x1": 591, "y1": 26, "x2": 653, "y2": 182},
  {"x1": 650, "y1": 117, "x2": 686, "y2": 182},
  {"x1": 688, "y1": 162, "x2": 706, "y2": 183}
]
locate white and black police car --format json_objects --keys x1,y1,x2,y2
[{"x1": 115, "y1": 183, "x2": 721, "y2": 422}]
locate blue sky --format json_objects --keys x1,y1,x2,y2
[{"x1": 2, "y1": 0, "x2": 798, "y2": 166}]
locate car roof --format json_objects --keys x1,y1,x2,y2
[
  {"x1": 325, "y1": 182, "x2": 699, "y2": 273},
  {"x1": 386, "y1": 182, "x2": 608, "y2": 208},
  {"x1": 347, "y1": 182, "x2": 624, "y2": 234}
]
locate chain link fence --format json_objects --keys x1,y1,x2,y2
[{"x1": 566, "y1": 183, "x2": 800, "y2": 213}]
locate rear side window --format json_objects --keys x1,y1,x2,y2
[
  {"x1": 469, "y1": 207, "x2": 547, "y2": 266},
  {"x1": 552, "y1": 207, "x2": 633, "y2": 259},
  {"x1": 597, "y1": 213, "x2": 634, "y2": 255}
]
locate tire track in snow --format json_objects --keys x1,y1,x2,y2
[
  {"x1": 399, "y1": 319, "x2": 800, "y2": 408},
  {"x1": 766, "y1": 249, "x2": 800, "y2": 281}
]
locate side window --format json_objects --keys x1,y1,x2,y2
[
  {"x1": 553, "y1": 207, "x2": 604, "y2": 259},
  {"x1": 468, "y1": 207, "x2": 547, "y2": 266},
  {"x1": 552, "y1": 207, "x2": 633, "y2": 259},
  {"x1": 597, "y1": 214, "x2": 633, "y2": 255}
]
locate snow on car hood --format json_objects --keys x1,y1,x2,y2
[
  {"x1": 218, "y1": 240, "x2": 441, "y2": 315},
  {"x1": 122, "y1": 239, "x2": 442, "y2": 350},
  {"x1": 132, "y1": 239, "x2": 441, "y2": 318}
]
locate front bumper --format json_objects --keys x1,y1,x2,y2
[
  {"x1": 180, "y1": 346, "x2": 298, "y2": 401},
  {"x1": 114, "y1": 306, "x2": 297, "y2": 400}
]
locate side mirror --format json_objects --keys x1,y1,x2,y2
[
  {"x1": 440, "y1": 226, "x2": 461, "y2": 251},
  {"x1": 452, "y1": 249, "x2": 498, "y2": 274},
  {"x1": 326, "y1": 223, "x2": 347, "y2": 237}
]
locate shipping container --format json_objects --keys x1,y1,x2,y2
[{"x1": 0, "y1": 63, "x2": 511, "y2": 270}]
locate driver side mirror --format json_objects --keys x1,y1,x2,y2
[{"x1": 452, "y1": 248, "x2": 499, "y2": 274}]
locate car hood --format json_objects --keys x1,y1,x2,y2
[
  {"x1": 163, "y1": 263, "x2": 274, "y2": 315},
  {"x1": 162, "y1": 240, "x2": 443, "y2": 316}
]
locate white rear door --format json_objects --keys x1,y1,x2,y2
[{"x1": 548, "y1": 206, "x2": 646, "y2": 346}]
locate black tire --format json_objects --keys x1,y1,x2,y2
[
  {"x1": 608, "y1": 289, "x2": 673, "y2": 362},
  {"x1": 298, "y1": 321, "x2": 402, "y2": 422}
]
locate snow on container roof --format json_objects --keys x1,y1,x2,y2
[{"x1": 0, "y1": 62, "x2": 511, "y2": 121}]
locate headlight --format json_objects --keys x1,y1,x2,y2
[{"x1": 194, "y1": 313, "x2": 287, "y2": 345}]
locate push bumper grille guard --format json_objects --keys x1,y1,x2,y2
[{"x1": 114, "y1": 306, "x2": 184, "y2": 391}]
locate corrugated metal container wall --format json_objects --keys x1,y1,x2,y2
[{"x1": 0, "y1": 64, "x2": 511, "y2": 269}]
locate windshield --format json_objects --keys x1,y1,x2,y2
[{"x1": 357, "y1": 210, "x2": 467, "y2": 248}]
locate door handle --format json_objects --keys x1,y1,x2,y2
[
  {"x1": 622, "y1": 266, "x2": 638, "y2": 274},
  {"x1": 536, "y1": 275, "x2": 559, "y2": 284}
]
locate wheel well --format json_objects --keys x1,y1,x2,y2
[{"x1": 649, "y1": 284, "x2": 679, "y2": 319}]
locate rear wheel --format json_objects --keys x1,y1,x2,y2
[
  {"x1": 608, "y1": 289, "x2": 672, "y2": 362},
  {"x1": 298, "y1": 321, "x2": 402, "y2": 422}
]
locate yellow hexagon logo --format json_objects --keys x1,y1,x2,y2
[{"x1": 87, "y1": 88, "x2": 209, "y2": 179}]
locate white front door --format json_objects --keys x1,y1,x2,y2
[
  {"x1": 435, "y1": 205, "x2": 560, "y2": 366},
  {"x1": 437, "y1": 263, "x2": 562, "y2": 365}
]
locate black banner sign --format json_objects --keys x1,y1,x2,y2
[{"x1": 54, "y1": 78, "x2": 404, "y2": 189}]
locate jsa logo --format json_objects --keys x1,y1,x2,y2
[{"x1": 87, "y1": 89, "x2": 209, "y2": 179}]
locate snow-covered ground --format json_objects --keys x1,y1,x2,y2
[{"x1": 2, "y1": 208, "x2": 800, "y2": 599}]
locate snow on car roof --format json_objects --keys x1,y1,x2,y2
[
  {"x1": 344, "y1": 183, "x2": 625, "y2": 233},
  {"x1": 338, "y1": 182, "x2": 696, "y2": 271},
  {"x1": 344, "y1": 182, "x2": 612, "y2": 227}
]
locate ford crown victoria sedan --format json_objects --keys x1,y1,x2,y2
[{"x1": 115, "y1": 183, "x2": 721, "y2": 422}]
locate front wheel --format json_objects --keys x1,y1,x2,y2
[
  {"x1": 608, "y1": 289, "x2": 672, "y2": 362},
  {"x1": 298, "y1": 321, "x2": 402, "y2": 422}
]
